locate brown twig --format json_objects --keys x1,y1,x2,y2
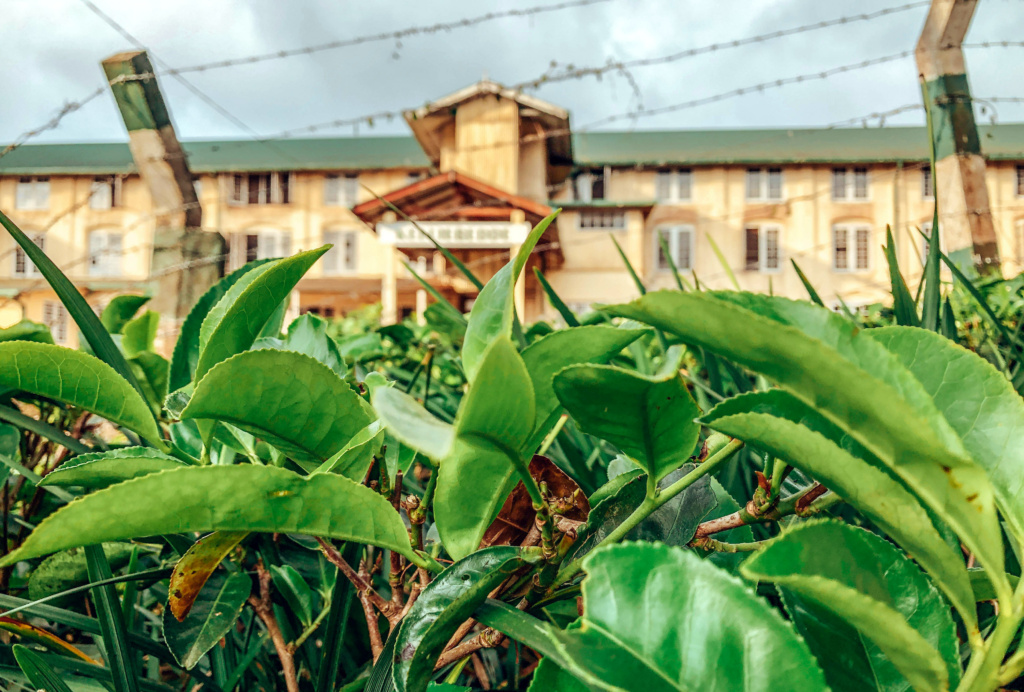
[
  {"x1": 316, "y1": 537, "x2": 396, "y2": 618},
  {"x1": 471, "y1": 652, "x2": 492, "y2": 690},
  {"x1": 247, "y1": 562, "x2": 299, "y2": 692},
  {"x1": 390, "y1": 471, "x2": 406, "y2": 609},
  {"x1": 794, "y1": 483, "x2": 828, "y2": 513},
  {"x1": 436, "y1": 628, "x2": 506, "y2": 669}
]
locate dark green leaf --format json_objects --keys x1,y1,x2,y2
[
  {"x1": 271, "y1": 565, "x2": 314, "y2": 626},
  {"x1": 28, "y1": 543, "x2": 136, "y2": 602},
  {"x1": 13, "y1": 644, "x2": 74, "y2": 692},
  {"x1": 884, "y1": 226, "x2": 921, "y2": 327},
  {"x1": 533, "y1": 267, "x2": 580, "y2": 326},
  {"x1": 790, "y1": 260, "x2": 824, "y2": 306},
  {"x1": 164, "y1": 572, "x2": 250, "y2": 670},
  {"x1": 85, "y1": 544, "x2": 139, "y2": 692}
]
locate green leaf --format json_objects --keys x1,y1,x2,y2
[
  {"x1": 394, "y1": 547, "x2": 530, "y2": 692},
  {"x1": 435, "y1": 338, "x2": 535, "y2": 560},
  {"x1": 100, "y1": 295, "x2": 150, "y2": 335},
  {"x1": 85, "y1": 544, "x2": 139, "y2": 692},
  {"x1": 163, "y1": 571, "x2": 250, "y2": 670},
  {"x1": 884, "y1": 226, "x2": 921, "y2": 327},
  {"x1": 273, "y1": 313, "x2": 346, "y2": 376},
  {"x1": 462, "y1": 212, "x2": 557, "y2": 381},
  {"x1": 706, "y1": 233, "x2": 740, "y2": 290},
  {"x1": 195, "y1": 247, "x2": 329, "y2": 382},
  {"x1": 605, "y1": 291, "x2": 1002, "y2": 593},
  {"x1": 182, "y1": 350, "x2": 372, "y2": 464},
  {"x1": 703, "y1": 477, "x2": 754, "y2": 573},
  {"x1": 742, "y1": 521, "x2": 960, "y2": 692},
  {"x1": 0, "y1": 209, "x2": 148, "y2": 405},
  {"x1": 528, "y1": 658, "x2": 588, "y2": 692},
  {"x1": 42, "y1": 447, "x2": 184, "y2": 489},
  {"x1": 28, "y1": 543, "x2": 136, "y2": 602},
  {"x1": 121, "y1": 311, "x2": 159, "y2": 357},
  {"x1": 868, "y1": 326, "x2": 1024, "y2": 546},
  {"x1": 369, "y1": 380, "x2": 453, "y2": 463},
  {"x1": 13, "y1": 644, "x2": 74, "y2": 692},
  {"x1": 169, "y1": 531, "x2": 249, "y2": 620},
  {"x1": 533, "y1": 267, "x2": 580, "y2": 327},
  {"x1": 315, "y1": 543, "x2": 359, "y2": 692},
  {"x1": 790, "y1": 260, "x2": 824, "y2": 306},
  {"x1": 0, "y1": 341, "x2": 164, "y2": 448},
  {"x1": 921, "y1": 220, "x2": 942, "y2": 332},
  {"x1": 0, "y1": 319, "x2": 54, "y2": 344},
  {"x1": 169, "y1": 259, "x2": 274, "y2": 391},
  {"x1": 478, "y1": 542, "x2": 829, "y2": 692},
  {"x1": 271, "y1": 565, "x2": 315, "y2": 626},
  {"x1": 315, "y1": 419, "x2": 385, "y2": 480},
  {"x1": 129, "y1": 351, "x2": 169, "y2": 414},
  {"x1": 520, "y1": 325, "x2": 646, "y2": 452},
  {"x1": 701, "y1": 396, "x2": 977, "y2": 633},
  {"x1": 554, "y1": 346, "x2": 699, "y2": 482},
  {"x1": 1, "y1": 465, "x2": 415, "y2": 567}
]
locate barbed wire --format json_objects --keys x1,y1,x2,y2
[{"x1": 165, "y1": 0, "x2": 617, "y2": 75}]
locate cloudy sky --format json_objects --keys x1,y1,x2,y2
[{"x1": 3, "y1": 0, "x2": 1024, "y2": 145}]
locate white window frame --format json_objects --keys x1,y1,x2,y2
[
  {"x1": 322, "y1": 229, "x2": 358, "y2": 274},
  {"x1": 832, "y1": 224, "x2": 872, "y2": 272},
  {"x1": 43, "y1": 300, "x2": 68, "y2": 344},
  {"x1": 228, "y1": 172, "x2": 292, "y2": 206},
  {"x1": 831, "y1": 167, "x2": 869, "y2": 201},
  {"x1": 655, "y1": 169, "x2": 693, "y2": 203},
  {"x1": 324, "y1": 173, "x2": 359, "y2": 207},
  {"x1": 744, "y1": 223, "x2": 783, "y2": 273},
  {"x1": 13, "y1": 232, "x2": 45, "y2": 277},
  {"x1": 577, "y1": 209, "x2": 625, "y2": 231},
  {"x1": 89, "y1": 176, "x2": 123, "y2": 210},
  {"x1": 922, "y1": 166, "x2": 934, "y2": 200},
  {"x1": 745, "y1": 168, "x2": 783, "y2": 202},
  {"x1": 88, "y1": 230, "x2": 124, "y2": 277},
  {"x1": 16, "y1": 176, "x2": 50, "y2": 211},
  {"x1": 655, "y1": 226, "x2": 695, "y2": 271}
]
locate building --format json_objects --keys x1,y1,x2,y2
[{"x1": 2, "y1": 79, "x2": 1024, "y2": 350}]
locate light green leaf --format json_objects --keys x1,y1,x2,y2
[
  {"x1": 169, "y1": 531, "x2": 249, "y2": 620},
  {"x1": 100, "y1": 295, "x2": 150, "y2": 335},
  {"x1": 261, "y1": 312, "x2": 346, "y2": 376},
  {"x1": 554, "y1": 346, "x2": 699, "y2": 482},
  {"x1": 702, "y1": 399, "x2": 977, "y2": 633},
  {"x1": 0, "y1": 320, "x2": 54, "y2": 344},
  {"x1": 478, "y1": 542, "x2": 829, "y2": 692},
  {"x1": 315, "y1": 419, "x2": 385, "y2": 480},
  {"x1": 163, "y1": 571, "x2": 250, "y2": 670},
  {"x1": 528, "y1": 658, "x2": 588, "y2": 692},
  {"x1": 169, "y1": 259, "x2": 274, "y2": 391},
  {"x1": 0, "y1": 341, "x2": 164, "y2": 448},
  {"x1": 195, "y1": 247, "x2": 328, "y2": 381},
  {"x1": 435, "y1": 338, "x2": 535, "y2": 560},
  {"x1": 869, "y1": 326, "x2": 1024, "y2": 545},
  {"x1": 370, "y1": 382, "x2": 453, "y2": 463},
  {"x1": 462, "y1": 212, "x2": 558, "y2": 381},
  {"x1": 41, "y1": 447, "x2": 183, "y2": 489},
  {"x1": 742, "y1": 521, "x2": 960, "y2": 692},
  {"x1": 121, "y1": 310, "x2": 158, "y2": 357},
  {"x1": 606, "y1": 291, "x2": 1002, "y2": 590},
  {"x1": 182, "y1": 350, "x2": 372, "y2": 464},
  {"x1": 520, "y1": 325, "x2": 646, "y2": 452},
  {"x1": 1, "y1": 465, "x2": 416, "y2": 567},
  {"x1": 394, "y1": 547, "x2": 530, "y2": 692}
]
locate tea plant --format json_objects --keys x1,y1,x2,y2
[{"x1": 1, "y1": 204, "x2": 1024, "y2": 692}]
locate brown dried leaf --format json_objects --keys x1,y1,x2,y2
[{"x1": 168, "y1": 531, "x2": 248, "y2": 621}]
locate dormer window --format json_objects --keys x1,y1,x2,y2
[{"x1": 574, "y1": 169, "x2": 605, "y2": 202}]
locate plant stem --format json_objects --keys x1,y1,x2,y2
[
  {"x1": 538, "y1": 414, "x2": 568, "y2": 456},
  {"x1": 289, "y1": 602, "x2": 332, "y2": 652},
  {"x1": 555, "y1": 439, "x2": 743, "y2": 585},
  {"x1": 693, "y1": 485, "x2": 841, "y2": 540},
  {"x1": 248, "y1": 563, "x2": 298, "y2": 692}
]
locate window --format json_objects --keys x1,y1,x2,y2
[
  {"x1": 324, "y1": 173, "x2": 359, "y2": 207},
  {"x1": 322, "y1": 230, "x2": 358, "y2": 274},
  {"x1": 227, "y1": 230, "x2": 291, "y2": 269},
  {"x1": 574, "y1": 169, "x2": 605, "y2": 202},
  {"x1": 229, "y1": 172, "x2": 291, "y2": 205},
  {"x1": 407, "y1": 171, "x2": 426, "y2": 186},
  {"x1": 13, "y1": 233, "x2": 44, "y2": 277},
  {"x1": 744, "y1": 224, "x2": 782, "y2": 272},
  {"x1": 656, "y1": 226, "x2": 694, "y2": 271},
  {"x1": 655, "y1": 169, "x2": 693, "y2": 203},
  {"x1": 922, "y1": 166, "x2": 934, "y2": 200},
  {"x1": 43, "y1": 301, "x2": 68, "y2": 344},
  {"x1": 578, "y1": 209, "x2": 625, "y2": 230},
  {"x1": 16, "y1": 177, "x2": 50, "y2": 210},
  {"x1": 833, "y1": 224, "x2": 871, "y2": 271},
  {"x1": 1016, "y1": 166, "x2": 1024, "y2": 197},
  {"x1": 745, "y1": 168, "x2": 783, "y2": 201},
  {"x1": 89, "y1": 176, "x2": 123, "y2": 210},
  {"x1": 832, "y1": 168, "x2": 868, "y2": 201},
  {"x1": 89, "y1": 230, "x2": 123, "y2": 276}
]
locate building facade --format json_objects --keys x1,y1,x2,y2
[{"x1": 2, "y1": 80, "x2": 1024, "y2": 350}]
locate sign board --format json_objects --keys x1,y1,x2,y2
[{"x1": 378, "y1": 221, "x2": 531, "y2": 248}]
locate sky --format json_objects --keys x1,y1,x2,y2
[{"x1": 2, "y1": 0, "x2": 1024, "y2": 145}]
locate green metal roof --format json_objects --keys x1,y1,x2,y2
[
  {"x1": 2, "y1": 123, "x2": 1023, "y2": 175},
  {"x1": 572, "y1": 123, "x2": 1024, "y2": 166}
]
